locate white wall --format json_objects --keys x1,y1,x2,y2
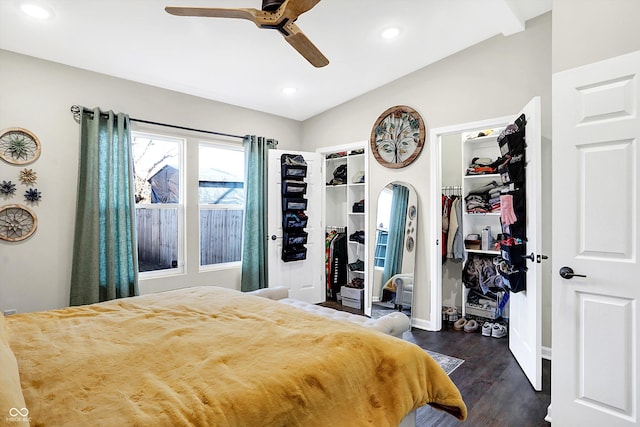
[
  {"x1": 552, "y1": 0, "x2": 640, "y2": 73},
  {"x1": 0, "y1": 50, "x2": 302, "y2": 314},
  {"x1": 302, "y1": 13, "x2": 552, "y2": 345}
]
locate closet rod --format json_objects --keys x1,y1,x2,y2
[{"x1": 70, "y1": 105, "x2": 245, "y2": 140}]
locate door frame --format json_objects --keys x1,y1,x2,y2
[
  {"x1": 316, "y1": 141, "x2": 370, "y2": 315},
  {"x1": 428, "y1": 114, "x2": 513, "y2": 332}
]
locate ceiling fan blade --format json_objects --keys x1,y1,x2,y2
[
  {"x1": 280, "y1": 0, "x2": 321, "y2": 18},
  {"x1": 282, "y1": 22, "x2": 329, "y2": 68},
  {"x1": 165, "y1": 6, "x2": 260, "y2": 22}
]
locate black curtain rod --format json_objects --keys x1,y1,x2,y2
[{"x1": 70, "y1": 105, "x2": 245, "y2": 140}]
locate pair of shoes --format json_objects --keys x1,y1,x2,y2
[
  {"x1": 481, "y1": 322, "x2": 507, "y2": 338},
  {"x1": 453, "y1": 318, "x2": 467, "y2": 331},
  {"x1": 349, "y1": 230, "x2": 365, "y2": 244},
  {"x1": 464, "y1": 319, "x2": 479, "y2": 333},
  {"x1": 348, "y1": 259, "x2": 364, "y2": 271},
  {"x1": 491, "y1": 323, "x2": 507, "y2": 338}
]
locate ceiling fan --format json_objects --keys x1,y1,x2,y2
[{"x1": 165, "y1": 0, "x2": 329, "y2": 68}]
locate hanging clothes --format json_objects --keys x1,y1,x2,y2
[
  {"x1": 441, "y1": 194, "x2": 453, "y2": 263},
  {"x1": 447, "y1": 197, "x2": 463, "y2": 261},
  {"x1": 325, "y1": 229, "x2": 347, "y2": 301}
]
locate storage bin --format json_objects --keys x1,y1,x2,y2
[
  {"x1": 283, "y1": 231, "x2": 308, "y2": 246},
  {"x1": 497, "y1": 267, "x2": 526, "y2": 293},
  {"x1": 281, "y1": 245, "x2": 307, "y2": 262},
  {"x1": 281, "y1": 153, "x2": 308, "y2": 180},
  {"x1": 498, "y1": 153, "x2": 525, "y2": 184},
  {"x1": 498, "y1": 114, "x2": 526, "y2": 156},
  {"x1": 340, "y1": 286, "x2": 364, "y2": 309},
  {"x1": 281, "y1": 164, "x2": 307, "y2": 180},
  {"x1": 282, "y1": 212, "x2": 307, "y2": 229},
  {"x1": 464, "y1": 239, "x2": 481, "y2": 250},
  {"x1": 500, "y1": 242, "x2": 526, "y2": 266},
  {"x1": 282, "y1": 197, "x2": 308, "y2": 211},
  {"x1": 281, "y1": 180, "x2": 307, "y2": 196}
]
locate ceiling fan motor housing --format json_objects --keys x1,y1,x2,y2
[{"x1": 262, "y1": 0, "x2": 285, "y2": 12}]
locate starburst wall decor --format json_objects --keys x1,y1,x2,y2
[
  {"x1": 19, "y1": 168, "x2": 37, "y2": 185},
  {"x1": 1, "y1": 180, "x2": 17, "y2": 196},
  {"x1": 24, "y1": 188, "x2": 41, "y2": 202}
]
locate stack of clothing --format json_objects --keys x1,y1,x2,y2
[
  {"x1": 465, "y1": 181, "x2": 509, "y2": 214},
  {"x1": 465, "y1": 157, "x2": 498, "y2": 175}
]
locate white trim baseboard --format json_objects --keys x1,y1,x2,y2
[
  {"x1": 541, "y1": 346, "x2": 552, "y2": 361},
  {"x1": 410, "y1": 316, "x2": 436, "y2": 331}
]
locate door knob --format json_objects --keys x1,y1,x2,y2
[
  {"x1": 271, "y1": 235, "x2": 277, "y2": 240},
  {"x1": 559, "y1": 266, "x2": 586, "y2": 279}
]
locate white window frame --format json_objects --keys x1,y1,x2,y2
[
  {"x1": 132, "y1": 131, "x2": 186, "y2": 279},
  {"x1": 198, "y1": 140, "x2": 245, "y2": 272}
]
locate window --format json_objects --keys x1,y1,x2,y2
[
  {"x1": 132, "y1": 131, "x2": 245, "y2": 276},
  {"x1": 199, "y1": 143, "x2": 244, "y2": 266},
  {"x1": 132, "y1": 133, "x2": 183, "y2": 274}
]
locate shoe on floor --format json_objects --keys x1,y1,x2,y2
[
  {"x1": 491, "y1": 323, "x2": 508, "y2": 338},
  {"x1": 464, "y1": 319, "x2": 479, "y2": 333},
  {"x1": 453, "y1": 318, "x2": 467, "y2": 331},
  {"x1": 482, "y1": 322, "x2": 494, "y2": 337},
  {"x1": 445, "y1": 307, "x2": 458, "y2": 323}
]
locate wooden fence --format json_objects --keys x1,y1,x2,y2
[{"x1": 136, "y1": 208, "x2": 243, "y2": 271}]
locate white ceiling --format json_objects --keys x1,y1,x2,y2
[{"x1": 0, "y1": 0, "x2": 551, "y2": 121}]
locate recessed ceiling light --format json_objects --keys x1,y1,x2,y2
[
  {"x1": 282, "y1": 87, "x2": 297, "y2": 95},
  {"x1": 381, "y1": 27, "x2": 400, "y2": 40},
  {"x1": 20, "y1": 2, "x2": 52, "y2": 19}
]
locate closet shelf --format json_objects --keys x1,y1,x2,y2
[
  {"x1": 465, "y1": 249, "x2": 500, "y2": 255},
  {"x1": 464, "y1": 212, "x2": 501, "y2": 216},
  {"x1": 465, "y1": 134, "x2": 499, "y2": 143},
  {"x1": 326, "y1": 184, "x2": 347, "y2": 189},
  {"x1": 464, "y1": 173, "x2": 501, "y2": 180}
]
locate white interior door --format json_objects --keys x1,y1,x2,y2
[
  {"x1": 268, "y1": 150, "x2": 324, "y2": 304},
  {"x1": 508, "y1": 96, "x2": 543, "y2": 391},
  {"x1": 552, "y1": 50, "x2": 640, "y2": 426}
]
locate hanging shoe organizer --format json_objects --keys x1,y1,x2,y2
[
  {"x1": 280, "y1": 154, "x2": 308, "y2": 262},
  {"x1": 496, "y1": 113, "x2": 527, "y2": 293}
]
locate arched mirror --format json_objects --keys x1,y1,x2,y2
[{"x1": 370, "y1": 182, "x2": 418, "y2": 322}]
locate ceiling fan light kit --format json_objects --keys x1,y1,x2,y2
[{"x1": 165, "y1": 0, "x2": 329, "y2": 68}]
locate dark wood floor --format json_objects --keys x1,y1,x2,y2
[
  {"x1": 320, "y1": 302, "x2": 551, "y2": 427},
  {"x1": 408, "y1": 327, "x2": 551, "y2": 427}
]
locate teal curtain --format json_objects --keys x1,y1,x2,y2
[
  {"x1": 241, "y1": 136, "x2": 275, "y2": 292},
  {"x1": 70, "y1": 107, "x2": 139, "y2": 306},
  {"x1": 381, "y1": 184, "x2": 409, "y2": 289}
]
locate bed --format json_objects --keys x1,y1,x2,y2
[{"x1": 1, "y1": 286, "x2": 466, "y2": 426}]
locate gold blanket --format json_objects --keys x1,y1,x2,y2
[{"x1": 7, "y1": 286, "x2": 466, "y2": 426}]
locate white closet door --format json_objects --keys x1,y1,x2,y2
[
  {"x1": 508, "y1": 96, "x2": 543, "y2": 391},
  {"x1": 268, "y1": 150, "x2": 324, "y2": 304},
  {"x1": 552, "y1": 50, "x2": 640, "y2": 426}
]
